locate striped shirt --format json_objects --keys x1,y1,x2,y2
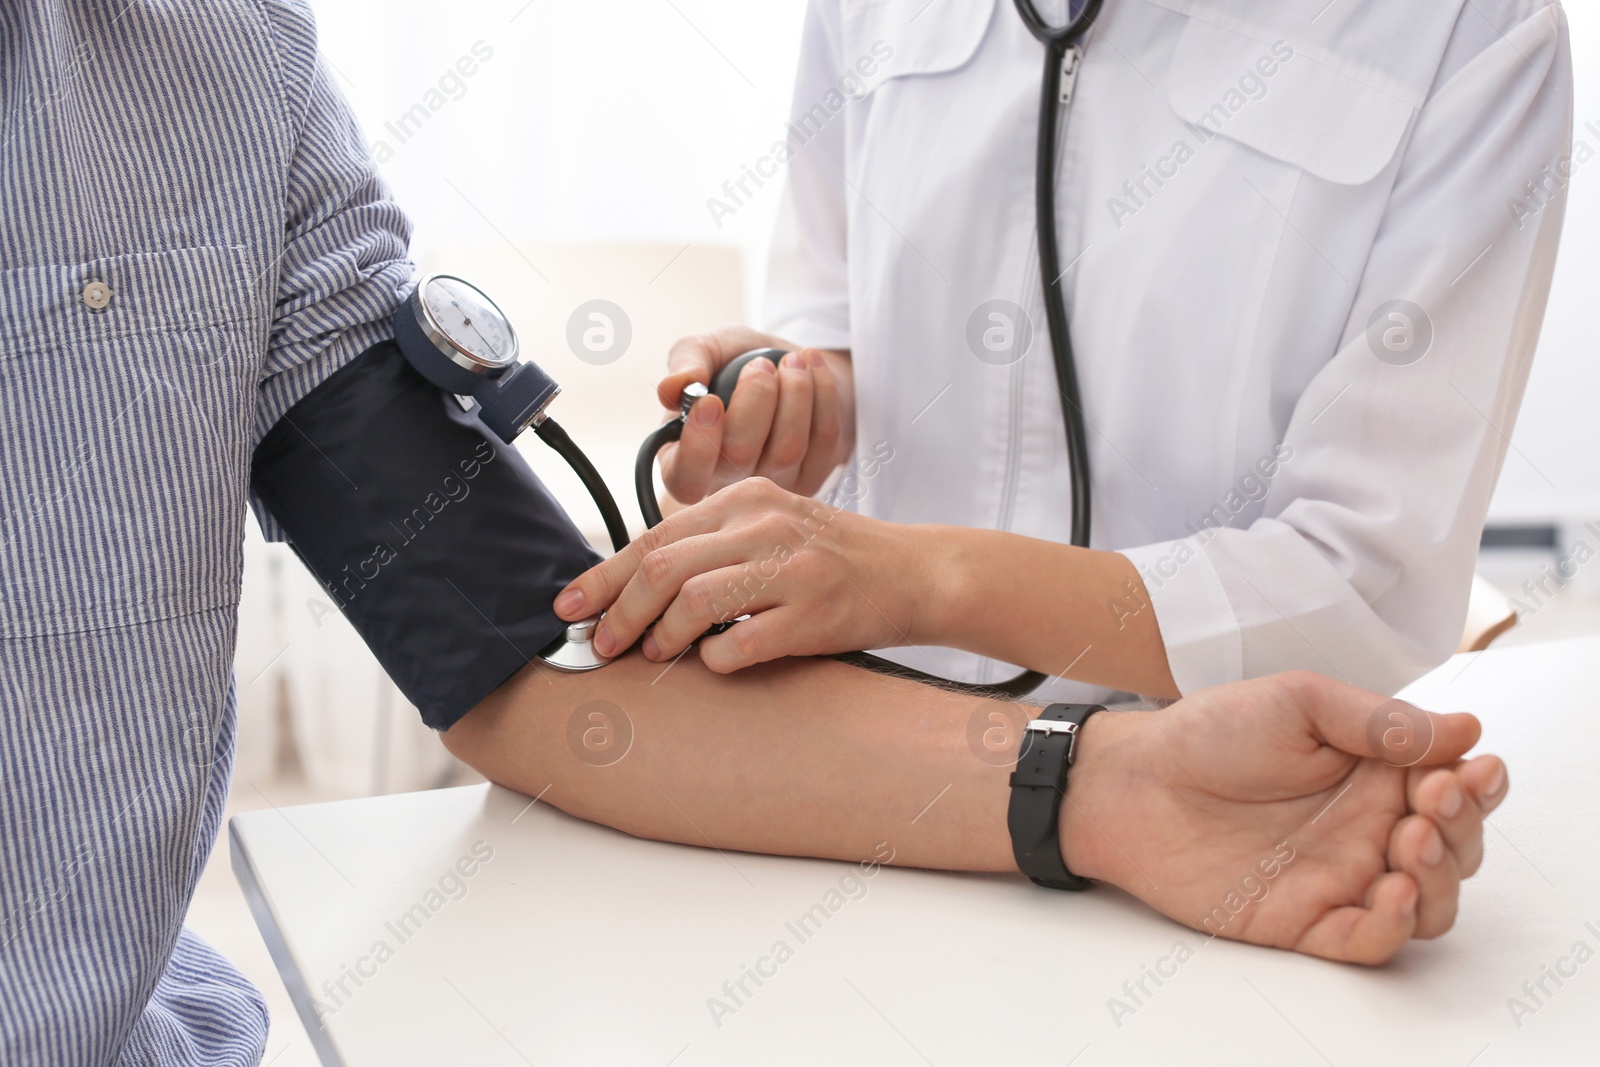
[{"x1": 1, "y1": 2, "x2": 413, "y2": 1063}]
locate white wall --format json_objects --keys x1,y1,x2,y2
[
  {"x1": 314, "y1": 0, "x2": 818, "y2": 533},
  {"x1": 1489, "y1": 0, "x2": 1600, "y2": 525},
  {"x1": 311, "y1": 0, "x2": 809, "y2": 313}
]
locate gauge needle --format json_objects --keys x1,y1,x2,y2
[
  {"x1": 464, "y1": 319, "x2": 497, "y2": 356},
  {"x1": 452, "y1": 300, "x2": 499, "y2": 356}
]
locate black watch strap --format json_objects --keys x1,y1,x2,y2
[{"x1": 1007, "y1": 702, "x2": 1105, "y2": 891}]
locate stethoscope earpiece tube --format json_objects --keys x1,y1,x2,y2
[
  {"x1": 1011, "y1": 0, "x2": 1104, "y2": 47},
  {"x1": 1012, "y1": 0, "x2": 1098, "y2": 553}
]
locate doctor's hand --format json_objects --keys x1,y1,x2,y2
[
  {"x1": 1063, "y1": 673, "x2": 1507, "y2": 964},
  {"x1": 655, "y1": 326, "x2": 855, "y2": 503},
  {"x1": 553, "y1": 478, "x2": 911, "y2": 671}
]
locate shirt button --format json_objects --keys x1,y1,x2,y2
[{"x1": 81, "y1": 281, "x2": 113, "y2": 310}]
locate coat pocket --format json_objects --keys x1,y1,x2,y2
[
  {"x1": 1159, "y1": 2, "x2": 1424, "y2": 185},
  {"x1": 841, "y1": 0, "x2": 997, "y2": 96}
]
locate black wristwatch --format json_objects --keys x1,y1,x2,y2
[{"x1": 1007, "y1": 703, "x2": 1106, "y2": 890}]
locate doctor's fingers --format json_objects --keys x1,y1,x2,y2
[
  {"x1": 558, "y1": 497, "x2": 742, "y2": 622},
  {"x1": 793, "y1": 355, "x2": 846, "y2": 495},
  {"x1": 660, "y1": 396, "x2": 727, "y2": 505},
  {"x1": 717, "y1": 357, "x2": 780, "y2": 476},
  {"x1": 641, "y1": 564, "x2": 788, "y2": 662},
  {"x1": 697, "y1": 606, "x2": 806, "y2": 674},
  {"x1": 1407, "y1": 757, "x2": 1504, "y2": 877},
  {"x1": 753, "y1": 352, "x2": 816, "y2": 485},
  {"x1": 659, "y1": 325, "x2": 782, "y2": 410},
  {"x1": 594, "y1": 530, "x2": 771, "y2": 657}
]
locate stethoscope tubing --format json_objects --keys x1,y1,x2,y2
[
  {"x1": 976, "y1": 0, "x2": 1105, "y2": 695},
  {"x1": 1012, "y1": 0, "x2": 1104, "y2": 47},
  {"x1": 1012, "y1": 0, "x2": 1100, "y2": 556}
]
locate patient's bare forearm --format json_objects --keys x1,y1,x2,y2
[
  {"x1": 443, "y1": 651, "x2": 1117, "y2": 875},
  {"x1": 446, "y1": 658, "x2": 1508, "y2": 966}
]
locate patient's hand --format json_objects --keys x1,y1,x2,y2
[
  {"x1": 1064, "y1": 672, "x2": 1506, "y2": 964},
  {"x1": 445, "y1": 653, "x2": 1503, "y2": 967}
]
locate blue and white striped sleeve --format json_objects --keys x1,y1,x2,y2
[{"x1": 251, "y1": 0, "x2": 415, "y2": 538}]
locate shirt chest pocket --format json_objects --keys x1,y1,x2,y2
[{"x1": 0, "y1": 246, "x2": 260, "y2": 639}]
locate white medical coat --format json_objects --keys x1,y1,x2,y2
[{"x1": 765, "y1": 0, "x2": 1574, "y2": 698}]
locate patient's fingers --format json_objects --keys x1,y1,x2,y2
[
  {"x1": 1409, "y1": 756, "x2": 1503, "y2": 877},
  {"x1": 1412, "y1": 769, "x2": 1482, "y2": 877},
  {"x1": 1293, "y1": 871, "x2": 1417, "y2": 965},
  {"x1": 1296, "y1": 682, "x2": 1481, "y2": 769},
  {"x1": 1387, "y1": 814, "x2": 1461, "y2": 939},
  {"x1": 1467, "y1": 754, "x2": 1509, "y2": 813}
]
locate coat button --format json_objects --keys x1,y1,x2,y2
[{"x1": 82, "y1": 281, "x2": 113, "y2": 310}]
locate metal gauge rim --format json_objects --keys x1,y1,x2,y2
[{"x1": 412, "y1": 272, "x2": 520, "y2": 376}]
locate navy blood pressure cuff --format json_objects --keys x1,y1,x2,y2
[{"x1": 251, "y1": 341, "x2": 602, "y2": 731}]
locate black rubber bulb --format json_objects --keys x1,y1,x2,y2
[{"x1": 709, "y1": 348, "x2": 787, "y2": 407}]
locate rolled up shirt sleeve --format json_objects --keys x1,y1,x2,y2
[{"x1": 1123, "y1": 3, "x2": 1572, "y2": 697}]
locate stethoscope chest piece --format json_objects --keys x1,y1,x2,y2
[{"x1": 538, "y1": 615, "x2": 614, "y2": 672}]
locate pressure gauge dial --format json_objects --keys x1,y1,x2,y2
[
  {"x1": 412, "y1": 273, "x2": 518, "y2": 373},
  {"x1": 393, "y1": 273, "x2": 560, "y2": 444}
]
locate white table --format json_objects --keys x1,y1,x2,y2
[{"x1": 232, "y1": 636, "x2": 1600, "y2": 1066}]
